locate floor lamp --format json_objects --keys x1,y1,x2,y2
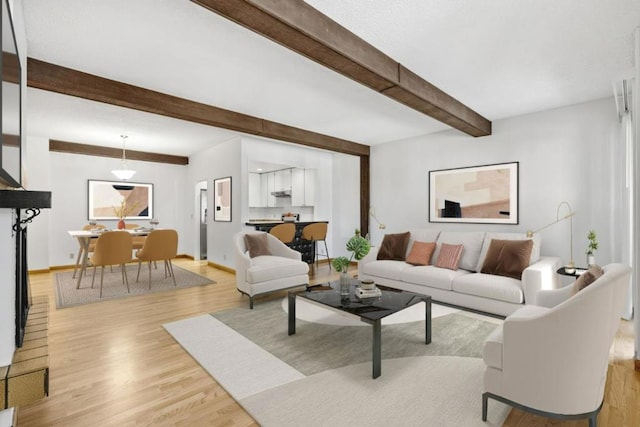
[{"x1": 527, "y1": 201, "x2": 575, "y2": 273}]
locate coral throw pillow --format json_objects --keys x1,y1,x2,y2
[
  {"x1": 481, "y1": 239, "x2": 533, "y2": 280},
  {"x1": 435, "y1": 243, "x2": 464, "y2": 271},
  {"x1": 377, "y1": 232, "x2": 411, "y2": 261},
  {"x1": 406, "y1": 241, "x2": 437, "y2": 266},
  {"x1": 244, "y1": 233, "x2": 272, "y2": 258}
]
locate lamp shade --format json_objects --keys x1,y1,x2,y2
[{"x1": 111, "y1": 168, "x2": 136, "y2": 180}]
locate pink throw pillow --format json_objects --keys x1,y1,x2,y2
[{"x1": 435, "y1": 243, "x2": 464, "y2": 271}]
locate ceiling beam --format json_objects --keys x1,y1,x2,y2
[
  {"x1": 27, "y1": 58, "x2": 370, "y2": 157},
  {"x1": 191, "y1": 0, "x2": 492, "y2": 137},
  {"x1": 49, "y1": 140, "x2": 189, "y2": 165}
]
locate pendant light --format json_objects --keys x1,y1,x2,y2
[{"x1": 111, "y1": 135, "x2": 136, "y2": 180}]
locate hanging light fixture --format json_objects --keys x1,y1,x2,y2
[{"x1": 111, "y1": 135, "x2": 136, "y2": 180}]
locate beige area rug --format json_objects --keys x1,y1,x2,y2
[
  {"x1": 55, "y1": 264, "x2": 214, "y2": 308},
  {"x1": 164, "y1": 299, "x2": 509, "y2": 426}
]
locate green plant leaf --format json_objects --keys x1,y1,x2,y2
[{"x1": 346, "y1": 234, "x2": 371, "y2": 261}]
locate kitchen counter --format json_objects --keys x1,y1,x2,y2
[{"x1": 245, "y1": 221, "x2": 329, "y2": 264}]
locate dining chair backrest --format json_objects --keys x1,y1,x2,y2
[
  {"x1": 302, "y1": 222, "x2": 327, "y2": 241},
  {"x1": 137, "y1": 229, "x2": 178, "y2": 261},
  {"x1": 270, "y1": 223, "x2": 296, "y2": 244},
  {"x1": 91, "y1": 231, "x2": 133, "y2": 266}
]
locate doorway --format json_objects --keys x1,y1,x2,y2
[{"x1": 199, "y1": 186, "x2": 208, "y2": 260}]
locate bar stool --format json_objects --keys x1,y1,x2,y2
[
  {"x1": 269, "y1": 223, "x2": 296, "y2": 245},
  {"x1": 301, "y1": 222, "x2": 330, "y2": 270}
]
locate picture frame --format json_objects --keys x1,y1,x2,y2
[
  {"x1": 429, "y1": 162, "x2": 519, "y2": 224},
  {"x1": 88, "y1": 179, "x2": 154, "y2": 220},
  {"x1": 214, "y1": 176, "x2": 232, "y2": 222}
]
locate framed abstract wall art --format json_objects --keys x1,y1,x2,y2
[
  {"x1": 429, "y1": 162, "x2": 519, "y2": 224},
  {"x1": 88, "y1": 180, "x2": 154, "y2": 220},
  {"x1": 214, "y1": 176, "x2": 232, "y2": 222}
]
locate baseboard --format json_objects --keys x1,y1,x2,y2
[
  {"x1": 207, "y1": 261, "x2": 235, "y2": 274},
  {"x1": 40, "y1": 255, "x2": 195, "y2": 272},
  {"x1": 28, "y1": 268, "x2": 51, "y2": 274}
]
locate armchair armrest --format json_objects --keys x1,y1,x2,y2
[
  {"x1": 536, "y1": 285, "x2": 575, "y2": 308},
  {"x1": 267, "y1": 234, "x2": 302, "y2": 260},
  {"x1": 521, "y1": 256, "x2": 562, "y2": 305}
]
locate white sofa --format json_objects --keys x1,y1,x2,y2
[
  {"x1": 358, "y1": 229, "x2": 561, "y2": 317},
  {"x1": 482, "y1": 263, "x2": 631, "y2": 426}
]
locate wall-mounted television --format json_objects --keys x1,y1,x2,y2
[{"x1": 1, "y1": 0, "x2": 22, "y2": 188}]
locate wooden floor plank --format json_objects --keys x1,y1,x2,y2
[{"x1": 15, "y1": 260, "x2": 638, "y2": 426}]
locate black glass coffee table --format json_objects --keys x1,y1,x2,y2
[{"x1": 288, "y1": 281, "x2": 431, "y2": 379}]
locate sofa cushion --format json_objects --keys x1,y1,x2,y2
[
  {"x1": 361, "y1": 260, "x2": 413, "y2": 280},
  {"x1": 453, "y1": 273, "x2": 524, "y2": 304},
  {"x1": 572, "y1": 265, "x2": 604, "y2": 294},
  {"x1": 480, "y1": 239, "x2": 534, "y2": 280},
  {"x1": 400, "y1": 265, "x2": 470, "y2": 291},
  {"x1": 407, "y1": 229, "x2": 441, "y2": 258},
  {"x1": 247, "y1": 255, "x2": 309, "y2": 283},
  {"x1": 406, "y1": 241, "x2": 437, "y2": 266},
  {"x1": 433, "y1": 231, "x2": 486, "y2": 271},
  {"x1": 475, "y1": 232, "x2": 541, "y2": 272},
  {"x1": 435, "y1": 243, "x2": 464, "y2": 270},
  {"x1": 244, "y1": 233, "x2": 272, "y2": 258},
  {"x1": 377, "y1": 232, "x2": 411, "y2": 261}
]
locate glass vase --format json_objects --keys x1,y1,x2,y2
[{"x1": 339, "y1": 272, "x2": 351, "y2": 296}]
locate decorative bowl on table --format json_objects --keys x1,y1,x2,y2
[{"x1": 360, "y1": 279, "x2": 376, "y2": 290}]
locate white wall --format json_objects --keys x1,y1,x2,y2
[
  {"x1": 186, "y1": 138, "x2": 242, "y2": 268},
  {"x1": 45, "y1": 151, "x2": 187, "y2": 267},
  {"x1": 370, "y1": 97, "x2": 621, "y2": 268},
  {"x1": 0, "y1": 211, "x2": 16, "y2": 364},
  {"x1": 331, "y1": 154, "x2": 360, "y2": 260}
]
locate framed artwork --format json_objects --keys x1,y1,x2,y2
[
  {"x1": 88, "y1": 179, "x2": 154, "y2": 220},
  {"x1": 214, "y1": 176, "x2": 232, "y2": 222},
  {"x1": 429, "y1": 162, "x2": 519, "y2": 224}
]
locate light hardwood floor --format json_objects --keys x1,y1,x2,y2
[{"x1": 16, "y1": 259, "x2": 639, "y2": 426}]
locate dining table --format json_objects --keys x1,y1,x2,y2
[{"x1": 68, "y1": 228, "x2": 153, "y2": 289}]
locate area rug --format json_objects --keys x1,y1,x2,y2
[
  {"x1": 55, "y1": 264, "x2": 214, "y2": 308},
  {"x1": 164, "y1": 299, "x2": 510, "y2": 426}
]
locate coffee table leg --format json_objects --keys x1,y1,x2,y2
[
  {"x1": 372, "y1": 319, "x2": 381, "y2": 379},
  {"x1": 288, "y1": 293, "x2": 296, "y2": 335},
  {"x1": 425, "y1": 298, "x2": 432, "y2": 344}
]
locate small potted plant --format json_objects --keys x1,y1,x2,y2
[
  {"x1": 113, "y1": 199, "x2": 138, "y2": 230},
  {"x1": 331, "y1": 230, "x2": 371, "y2": 294},
  {"x1": 585, "y1": 230, "x2": 598, "y2": 267}
]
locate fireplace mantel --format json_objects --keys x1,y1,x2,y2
[{"x1": 0, "y1": 190, "x2": 51, "y2": 209}]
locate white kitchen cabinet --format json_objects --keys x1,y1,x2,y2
[
  {"x1": 291, "y1": 167, "x2": 316, "y2": 206},
  {"x1": 266, "y1": 171, "x2": 276, "y2": 207},
  {"x1": 291, "y1": 168, "x2": 305, "y2": 206},
  {"x1": 304, "y1": 168, "x2": 316, "y2": 206},
  {"x1": 274, "y1": 169, "x2": 292, "y2": 191},
  {"x1": 248, "y1": 173, "x2": 263, "y2": 207}
]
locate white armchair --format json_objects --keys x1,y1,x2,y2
[
  {"x1": 234, "y1": 231, "x2": 309, "y2": 309},
  {"x1": 482, "y1": 263, "x2": 631, "y2": 426}
]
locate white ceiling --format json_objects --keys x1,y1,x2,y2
[{"x1": 22, "y1": 0, "x2": 640, "y2": 156}]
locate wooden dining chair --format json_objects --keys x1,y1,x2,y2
[
  {"x1": 135, "y1": 229, "x2": 179, "y2": 289},
  {"x1": 89, "y1": 231, "x2": 133, "y2": 298},
  {"x1": 302, "y1": 222, "x2": 330, "y2": 270},
  {"x1": 269, "y1": 223, "x2": 296, "y2": 245},
  {"x1": 72, "y1": 224, "x2": 107, "y2": 279},
  {"x1": 124, "y1": 223, "x2": 146, "y2": 250}
]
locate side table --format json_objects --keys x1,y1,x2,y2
[{"x1": 556, "y1": 267, "x2": 588, "y2": 278}]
